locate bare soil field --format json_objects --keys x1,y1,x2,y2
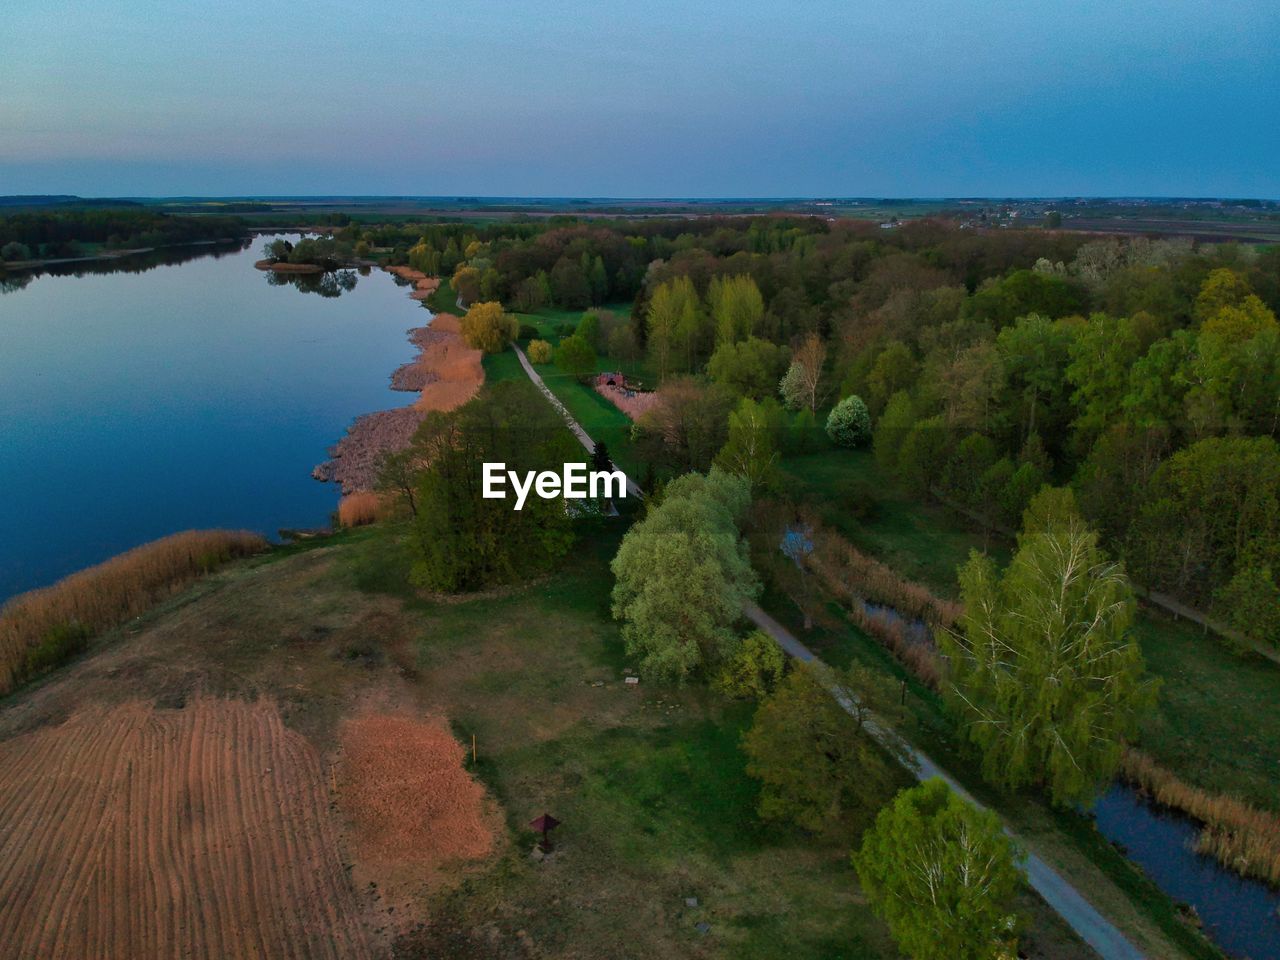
[{"x1": 0, "y1": 696, "x2": 373, "y2": 960}]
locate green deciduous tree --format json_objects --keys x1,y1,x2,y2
[
  {"x1": 400, "y1": 382, "x2": 578, "y2": 592},
  {"x1": 826, "y1": 395, "x2": 872, "y2": 448},
  {"x1": 555, "y1": 334, "x2": 597, "y2": 381},
  {"x1": 610, "y1": 469, "x2": 759, "y2": 681},
  {"x1": 714, "y1": 630, "x2": 786, "y2": 699},
  {"x1": 715, "y1": 397, "x2": 784, "y2": 493},
  {"x1": 708, "y1": 273, "x2": 764, "y2": 344},
  {"x1": 742, "y1": 662, "x2": 905, "y2": 834},
  {"x1": 646, "y1": 276, "x2": 702, "y2": 379},
  {"x1": 707, "y1": 336, "x2": 790, "y2": 400},
  {"x1": 853, "y1": 779, "x2": 1023, "y2": 960},
  {"x1": 941, "y1": 494, "x2": 1154, "y2": 806}
]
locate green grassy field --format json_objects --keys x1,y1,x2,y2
[{"x1": 341, "y1": 524, "x2": 914, "y2": 959}]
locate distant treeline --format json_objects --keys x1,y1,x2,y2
[{"x1": 0, "y1": 209, "x2": 248, "y2": 261}]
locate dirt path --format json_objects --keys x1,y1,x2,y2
[{"x1": 742, "y1": 602, "x2": 1145, "y2": 960}]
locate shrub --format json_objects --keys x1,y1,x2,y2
[
  {"x1": 714, "y1": 630, "x2": 786, "y2": 699},
  {"x1": 526, "y1": 339, "x2": 553, "y2": 364},
  {"x1": 0, "y1": 530, "x2": 267, "y2": 693},
  {"x1": 826, "y1": 395, "x2": 871, "y2": 447},
  {"x1": 517, "y1": 323, "x2": 539, "y2": 341}
]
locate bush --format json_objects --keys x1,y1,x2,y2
[
  {"x1": 825, "y1": 395, "x2": 871, "y2": 447},
  {"x1": 714, "y1": 630, "x2": 786, "y2": 699},
  {"x1": 517, "y1": 323, "x2": 539, "y2": 341},
  {"x1": 526, "y1": 339, "x2": 553, "y2": 364}
]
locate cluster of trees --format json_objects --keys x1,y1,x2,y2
[
  {"x1": 379, "y1": 381, "x2": 581, "y2": 592},
  {"x1": 0, "y1": 209, "x2": 247, "y2": 261},
  {"x1": 261, "y1": 235, "x2": 354, "y2": 269}
]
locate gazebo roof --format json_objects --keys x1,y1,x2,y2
[{"x1": 529, "y1": 813, "x2": 560, "y2": 832}]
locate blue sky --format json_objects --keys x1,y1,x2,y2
[{"x1": 1, "y1": 0, "x2": 1277, "y2": 197}]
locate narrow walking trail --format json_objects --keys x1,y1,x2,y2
[
  {"x1": 513, "y1": 346, "x2": 1145, "y2": 959},
  {"x1": 511, "y1": 344, "x2": 643, "y2": 498},
  {"x1": 743, "y1": 601, "x2": 1146, "y2": 960}
]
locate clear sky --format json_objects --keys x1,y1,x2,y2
[{"x1": 1, "y1": 0, "x2": 1277, "y2": 198}]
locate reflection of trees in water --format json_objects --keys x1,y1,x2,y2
[
  {"x1": 0, "y1": 239, "x2": 251, "y2": 294},
  {"x1": 265, "y1": 269, "x2": 359, "y2": 298}
]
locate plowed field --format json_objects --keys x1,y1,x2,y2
[{"x1": 0, "y1": 697, "x2": 373, "y2": 960}]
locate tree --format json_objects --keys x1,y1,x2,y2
[
  {"x1": 634, "y1": 377, "x2": 733, "y2": 474},
  {"x1": 780, "y1": 333, "x2": 828, "y2": 413},
  {"x1": 452, "y1": 265, "x2": 481, "y2": 306},
  {"x1": 1065, "y1": 313, "x2": 1143, "y2": 455},
  {"x1": 715, "y1": 397, "x2": 783, "y2": 493},
  {"x1": 400, "y1": 382, "x2": 579, "y2": 592},
  {"x1": 610, "y1": 469, "x2": 759, "y2": 681},
  {"x1": 1126, "y1": 435, "x2": 1280, "y2": 606},
  {"x1": 965, "y1": 269, "x2": 1084, "y2": 328},
  {"x1": 707, "y1": 336, "x2": 791, "y2": 400},
  {"x1": 742, "y1": 662, "x2": 905, "y2": 834},
  {"x1": 1215, "y1": 565, "x2": 1280, "y2": 649},
  {"x1": 550, "y1": 256, "x2": 591, "y2": 308},
  {"x1": 646, "y1": 276, "x2": 701, "y2": 378},
  {"x1": 873, "y1": 391, "x2": 915, "y2": 475},
  {"x1": 941, "y1": 499, "x2": 1153, "y2": 806},
  {"x1": 555, "y1": 334, "x2": 597, "y2": 381},
  {"x1": 460, "y1": 301, "x2": 518, "y2": 353},
  {"x1": 853, "y1": 779, "x2": 1023, "y2": 960},
  {"x1": 576, "y1": 310, "x2": 601, "y2": 349},
  {"x1": 526, "y1": 338, "x2": 552, "y2": 364},
  {"x1": 865, "y1": 340, "x2": 918, "y2": 414},
  {"x1": 714, "y1": 630, "x2": 786, "y2": 699},
  {"x1": 708, "y1": 274, "x2": 764, "y2": 344},
  {"x1": 826, "y1": 395, "x2": 871, "y2": 448},
  {"x1": 995, "y1": 313, "x2": 1076, "y2": 447}
]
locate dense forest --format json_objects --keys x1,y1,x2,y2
[
  {"x1": 0, "y1": 209, "x2": 248, "y2": 261},
  {"x1": 353, "y1": 215, "x2": 1280, "y2": 646}
]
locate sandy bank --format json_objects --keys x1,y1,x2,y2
[{"x1": 314, "y1": 280, "x2": 482, "y2": 495}]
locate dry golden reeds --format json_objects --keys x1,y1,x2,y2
[
  {"x1": 1121, "y1": 748, "x2": 1280, "y2": 887},
  {"x1": 337, "y1": 492, "x2": 395, "y2": 528},
  {"x1": 0, "y1": 529, "x2": 266, "y2": 693}
]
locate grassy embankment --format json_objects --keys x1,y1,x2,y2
[{"x1": 0, "y1": 530, "x2": 267, "y2": 695}]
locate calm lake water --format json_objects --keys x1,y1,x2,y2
[{"x1": 0, "y1": 237, "x2": 424, "y2": 602}]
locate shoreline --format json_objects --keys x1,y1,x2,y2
[
  {"x1": 1, "y1": 236, "x2": 248, "y2": 272},
  {"x1": 312, "y1": 270, "x2": 481, "y2": 495}
]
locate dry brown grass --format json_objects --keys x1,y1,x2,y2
[
  {"x1": 804, "y1": 524, "x2": 956, "y2": 688},
  {"x1": 0, "y1": 530, "x2": 266, "y2": 693},
  {"x1": 1121, "y1": 749, "x2": 1280, "y2": 887},
  {"x1": 337, "y1": 491, "x2": 396, "y2": 528}
]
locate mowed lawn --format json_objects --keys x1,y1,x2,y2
[
  {"x1": 780, "y1": 445, "x2": 1280, "y2": 814},
  {"x1": 341, "y1": 526, "x2": 904, "y2": 960}
]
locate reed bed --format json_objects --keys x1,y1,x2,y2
[
  {"x1": 1121, "y1": 748, "x2": 1280, "y2": 887},
  {"x1": 0, "y1": 530, "x2": 267, "y2": 693},
  {"x1": 337, "y1": 492, "x2": 395, "y2": 528},
  {"x1": 804, "y1": 525, "x2": 953, "y2": 688}
]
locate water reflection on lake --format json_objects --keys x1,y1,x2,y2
[{"x1": 0, "y1": 236, "x2": 423, "y2": 601}]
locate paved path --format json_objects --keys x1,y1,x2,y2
[
  {"x1": 743, "y1": 602, "x2": 1146, "y2": 960},
  {"x1": 511, "y1": 344, "x2": 644, "y2": 498}
]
